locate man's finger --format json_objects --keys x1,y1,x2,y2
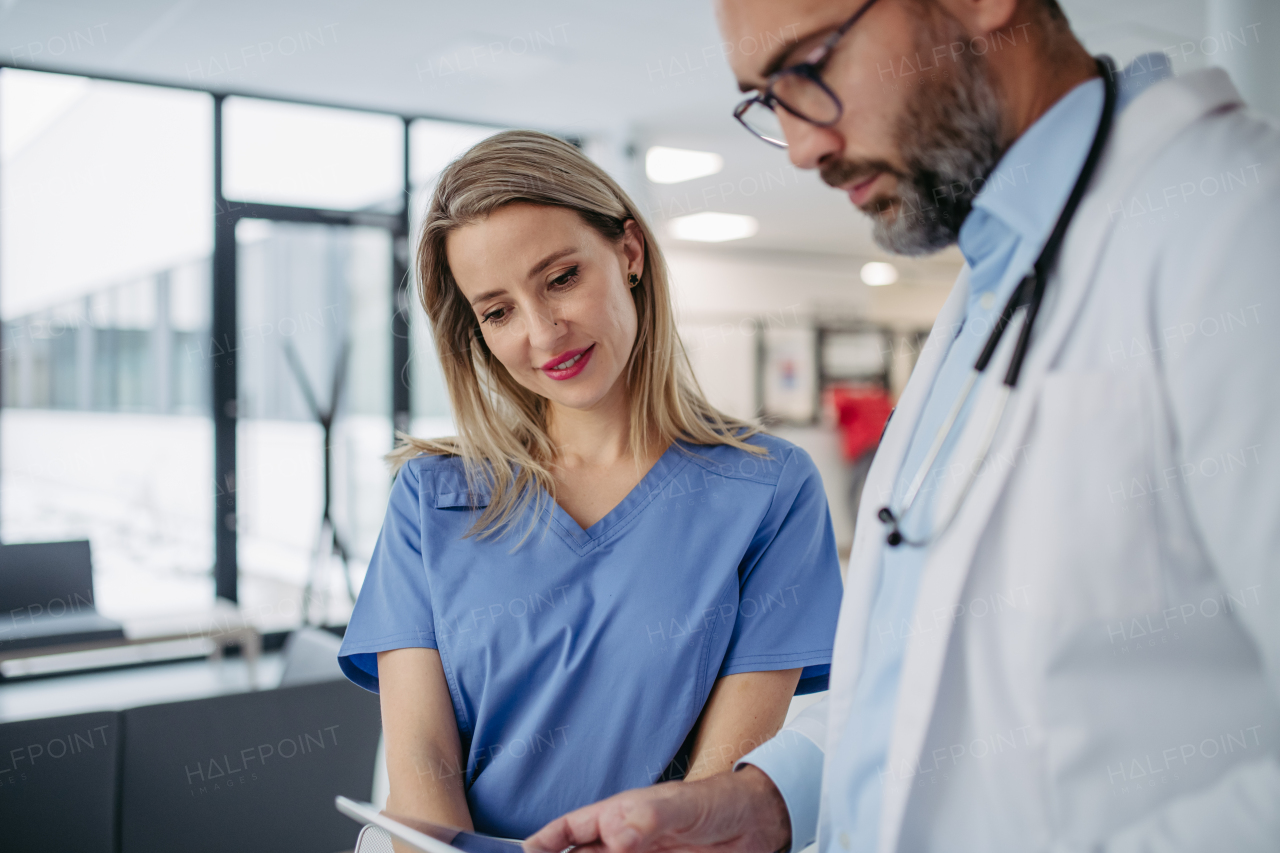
[
  {"x1": 523, "y1": 818, "x2": 578, "y2": 853},
  {"x1": 525, "y1": 807, "x2": 603, "y2": 853},
  {"x1": 597, "y1": 797, "x2": 664, "y2": 852}
]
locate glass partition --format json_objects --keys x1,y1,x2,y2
[
  {"x1": 0, "y1": 69, "x2": 214, "y2": 619},
  {"x1": 235, "y1": 220, "x2": 393, "y2": 629}
]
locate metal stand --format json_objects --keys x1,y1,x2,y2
[{"x1": 282, "y1": 338, "x2": 355, "y2": 626}]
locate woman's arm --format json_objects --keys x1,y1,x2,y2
[
  {"x1": 378, "y1": 647, "x2": 474, "y2": 831},
  {"x1": 683, "y1": 668, "x2": 802, "y2": 781}
]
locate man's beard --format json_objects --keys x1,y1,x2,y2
[{"x1": 821, "y1": 20, "x2": 1004, "y2": 256}]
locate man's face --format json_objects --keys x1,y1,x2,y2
[{"x1": 718, "y1": 0, "x2": 1003, "y2": 255}]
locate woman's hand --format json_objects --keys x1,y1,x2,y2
[
  {"x1": 378, "y1": 647, "x2": 474, "y2": 838},
  {"x1": 683, "y1": 669, "x2": 802, "y2": 781}
]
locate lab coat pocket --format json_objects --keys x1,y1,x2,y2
[{"x1": 1006, "y1": 369, "x2": 1165, "y2": 638}]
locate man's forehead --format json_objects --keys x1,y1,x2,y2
[{"x1": 715, "y1": 0, "x2": 854, "y2": 85}]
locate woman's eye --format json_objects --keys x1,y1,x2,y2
[
  {"x1": 482, "y1": 307, "x2": 508, "y2": 325},
  {"x1": 550, "y1": 266, "x2": 579, "y2": 288}
]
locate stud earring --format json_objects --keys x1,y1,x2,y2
[{"x1": 629, "y1": 273, "x2": 640, "y2": 287}]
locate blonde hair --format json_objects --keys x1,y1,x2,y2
[{"x1": 391, "y1": 130, "x2": 763, "y2": 540}]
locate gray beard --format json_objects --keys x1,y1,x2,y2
[{"x1": 870, "y1": 35, "x2": 1004, "y2": 255}]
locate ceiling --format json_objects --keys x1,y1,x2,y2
[{"x1": 0, "y1": 0, "x2": 1213, "y2": 277}]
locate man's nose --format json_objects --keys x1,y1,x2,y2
[{"x1": 782, "y1": 110, "x2": 843, "y2": 171}]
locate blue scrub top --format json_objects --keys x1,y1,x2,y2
[{"x1": 338, "y1": 434, "x2": 842, "y2": 838}]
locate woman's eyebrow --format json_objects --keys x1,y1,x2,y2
[
  {"x1": 528, "y1": 247, "x2": 577, "y2": 277},
  {"x1": 469, "y1": 287, "x2": 506, "y2": 306}
]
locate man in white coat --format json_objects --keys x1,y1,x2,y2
[{"x1": 526, "y1": 0, "x2": 1280, "y2": 851}]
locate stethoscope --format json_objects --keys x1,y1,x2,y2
[{"x1": 878, "y1": 57, "x2": 1118, "y2": 549}]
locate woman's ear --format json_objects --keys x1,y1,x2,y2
[{"x1": 621, "y1": 219, "x2": 646, "y2": 280}]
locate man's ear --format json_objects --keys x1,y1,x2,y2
[{"x1": 934, "y1": 0, "x2": 1021, "y2": 36}]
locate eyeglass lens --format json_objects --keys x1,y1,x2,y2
[
  {"x1": 739, "y1": 102, "x2": 787, "y2": 146},
  {"x1": 773, "y1": 73, "x2": 841, "y2": 124},
  {"x1": 740, "y1": 73, "x2": 842, "y2": 147}
]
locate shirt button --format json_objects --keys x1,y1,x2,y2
[
  {"x1": 839, "y1": 831, "x2": 851, "y2": 849},
  {"x1": 979, "y1": 291, "x2": 996, "y2": 310}
]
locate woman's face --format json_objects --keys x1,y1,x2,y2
[{"x1": 446, "y1": 203, "x2": 644, "y2": 413}]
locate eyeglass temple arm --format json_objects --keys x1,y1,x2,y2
[{"x1": 833, "y1": 0, "x2": 885, "y2": 42}]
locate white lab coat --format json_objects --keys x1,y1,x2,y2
[{"x1": 790, "y1": 68, "x2": 1280, "y2": 852}]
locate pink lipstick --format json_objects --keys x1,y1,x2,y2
[{"x1": 541, "y1": 344, "x2": 594, "y2": 380}]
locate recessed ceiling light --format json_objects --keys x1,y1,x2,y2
[
  {"x1": 645, "y1": 146, "x2": 724, "y2": 184},
  {"x1": 860, "y1": 261, "x2": 899, "y2": 286},
  {"x1": 668, "y1": 212, "x2": 758, "y2": 243}
]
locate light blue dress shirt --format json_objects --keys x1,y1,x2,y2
[{"x1": 741, "y1": 54, "x2": 1172, "y2": 853}]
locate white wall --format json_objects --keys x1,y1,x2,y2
[
  {"x1": 665, "y1": 245, "x2": 957, "y2": 553},
  {"x1": 668, "y1": 247, "x2": 871, "y2": 431}
]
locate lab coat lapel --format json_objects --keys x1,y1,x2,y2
[
  {"x1": 874, "y1": 68, "x2": 1244, "y2": 853},
  {"x1": 824, "y1": 269, "x2": 972, "y2": 743}
]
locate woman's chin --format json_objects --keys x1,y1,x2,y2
[
  {"x1": 535, "y1": 370, "x2": 626, "y2": 413},
  {"x1": 540, "y1": 384, "x2": 612, "y2": 412}
]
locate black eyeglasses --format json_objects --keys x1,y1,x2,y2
[{"x1": 733, "y1": 0, "x2": 884, "y2": 148}]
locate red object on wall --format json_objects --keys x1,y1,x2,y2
[{"x1": 827, "y1": 385, "x2": 894, "y2": 461}]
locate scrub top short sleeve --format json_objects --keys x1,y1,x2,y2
[
  {"x1": 338, "y1": 461, "x2": 437, "y2": 692},
  {"x1": 335, "y1": 439, "x2": 842, "y2": 838},
  {"x1": 719, "y1": 446, "x2": 840, "y2": 694}
]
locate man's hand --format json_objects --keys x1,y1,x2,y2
[{"x1": 523, "y1": 765, "x2": 790, "y2": 853}]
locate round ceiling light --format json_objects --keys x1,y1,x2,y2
[
  {"x1": 860, "y1": 261, "x2": 899, "y2": 286},
  {"x1": 668, "y1": 212, "x2": 759, "y2": 243},
  {"x1": 645, "y1": 146, "x2": 724, "y2": 184}
]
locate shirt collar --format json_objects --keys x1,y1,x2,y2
[{"x1": 957, "y1": 53, "x2": 1173, "y2": 273}]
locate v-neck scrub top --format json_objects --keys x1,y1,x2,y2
[{"x1": 338, "y1": 434, "x2": 843, "y2": 838}]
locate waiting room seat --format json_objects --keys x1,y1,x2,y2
[
  {"x1": 0, "y1": 710, "x2": 122, "y2": 853},
  {"x1": 278, "y1": 625, "x2": 393, "y2": 811},
  {"x1": 120, "y1": 678, "x2": 381, "y2": 853}
]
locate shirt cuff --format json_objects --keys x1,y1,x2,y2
[{"x1": 735, "y1": 729, "x2": 825, "y2": 852}]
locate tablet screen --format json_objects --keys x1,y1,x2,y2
[{"x1": 384, "y1": 810, "x2": 523, "y2": 853}]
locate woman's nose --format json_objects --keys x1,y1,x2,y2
[{"x1": 524, "y1": 300, "x2": 564, "y2": 349}]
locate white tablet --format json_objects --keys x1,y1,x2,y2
[{"x1": 335, "y1": 796, "x2": 525, "y2": 853}]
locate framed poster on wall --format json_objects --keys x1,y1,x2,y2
[{"x1": 759, "y1": 326, "x2": 817, "y2": 424}]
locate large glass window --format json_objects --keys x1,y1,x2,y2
[
  {"x1": 0, "y1": 70, "x2": 214, "y2": 619},
  {"x1": 235, "y1": 220, "x2": 392, "y2": 630},
  {"x1": 1, "y1": 69, "x2": 509, "y2": 630},
  {"x1": 223, "y1": 98, "x2": 403, "y2": 211}
]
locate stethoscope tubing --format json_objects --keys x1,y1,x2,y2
[{"x1": 879, "y1": 56, "x2": 1119, "y2": 549}]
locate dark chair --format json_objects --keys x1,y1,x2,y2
[
  {"x1": 0, "y1": 540, "x2": 124, "y2": 653},
  {"x1": 0, "y1": 710, "x2": 122, "y2": 853},
  {"x1": 119, "y1": 678, "x2": 382, "y2": 853}
]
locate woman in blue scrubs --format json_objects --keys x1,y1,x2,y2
[{"x1": 338, "y1": 130, "x2": 842, "y2": 839}]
